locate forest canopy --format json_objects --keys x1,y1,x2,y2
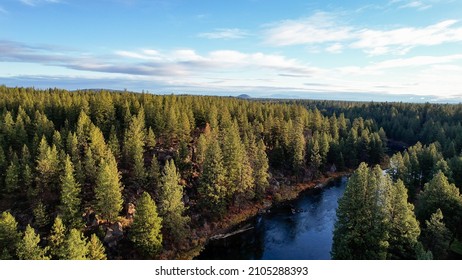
[{"x1": 1, "y1": 85, "x2": 461, "y2": 259}]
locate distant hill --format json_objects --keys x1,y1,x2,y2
[{"x1": 237, "y1": 94, "x2": 252, "y2": 99}]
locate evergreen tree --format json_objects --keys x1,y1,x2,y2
[
  {"x1": 123, "y1": 109, "x2": 146, "y2": 186},
  {"x1": 332, "y1": 164, "x2": 389, "y2": 259},
  {"x1": 52, "y1": 130, "x2": 63, "y2": 151},
  {"x1": 147, "y1": 155, "x2": 160, "y2": 195},
  {"x1": 88, "y1": 125, "x2": 108, "y2": 164},
  {"x1": 63, "y1": 229, "x2": 88, "y2": 260},
  {"x1": 0, "y1": 212, "x2": 21, "y2": 259},
  {"x1": 309, "y1": 138, "x2": 322, "y2": 178},
  {"x1": 49, "y1": 217, "x2": 66, "y2": 259},
  {"x1": 221, "y1": 122, "x2": 253, "y2": 202},
  {"x1": 387, "y1": 180, "x2": 421, "y2": 259},
  {"x1": 59, "y1": 155, "x2": 81, "y2": 227},
  {"x1": 417, "y1": 171, "x2": 462, "y2": 236},
  {"x1": 196, "y1": 134, "x2": 208, "y2": 166},
  {"x1": 422, "y1": 209, "x2": 451, "y2": 259},
  {"x1": 33, "y1": 200, "x2": 50, "y2": 229},
  {"x1": 95, "y1": 152, "x2": 123, "y2": 222},
  {"x1": 291, "y1": 121, "x2": 306, "y2": 177},
  {"x1": 199, "y1": 139, "x2": 227, "y2": 218},
  {"x1": 35, "y1": 136, "x2": 60, "y2": 194},
  {"x1": 16, "y1": 225, "x2": 49, "y2": 260},
  {"x1": 108, "y1": 126, "x2": 121, "y2": 160},
  {"x1": 130, "y1": 192, "x2": 163, "y2": 257},
  {"x1": 87, "y1": 234, "x2": 107, "y2": 260},
  {"x1": 159, "y1": 160, "x2": 189, "y2": 242},
  {"x1": 83, "y1": 147, "x2": 97, "y2": 184},
  {"x1": 4, "y1": 160, "x2": 19, "y2": 193},
  {"x1": 145, "y1": 126, "x2": 156, "y2": 151},
  {"x1": 254, "y1": 139, "x2": 270, "y2": 200}
]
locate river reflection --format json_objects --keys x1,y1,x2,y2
[{"x1": 197, "y1": 176, "x2": 348, "y2": 260}]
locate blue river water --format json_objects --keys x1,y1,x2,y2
[{"x1": 197, "y1": 176, "x2": 348, "y2": 260}]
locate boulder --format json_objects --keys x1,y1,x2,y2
[{"x1": 103, "y1": 222, "x2": 124, "y2": 248}]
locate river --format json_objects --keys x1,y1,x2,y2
[{"x1": 197, "y1": 176, "x2": 348, "y2": 260}]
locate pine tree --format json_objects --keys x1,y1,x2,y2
[
  {"x1": 0, "y1": 212, "x2": 21, "y2": 259},
  {"x1": 221, "y1": 122, "x2": 253, "y2": 202},
  {"x1": 59, "y1": 155, "x2": 81, "y2": 227},
  {"x1": 165, "y1": 106, "x2": 178, "y2": 143},
  {"x1": 332, "y1": 164, "x2": 389, "y2": 259},
  {"x1": 159, "y1": 160, "x2": 189, "y2": 242},
  {"x1": 95, "y1": 151, "x2": 123, "y2": 222},
  {"x1": 199, "y1": 138, "x2": 227, "y2": 218},
  {"x1": 147, "y1": 155, "x2": 161, "y2": 195},
  {"x1": 254, "y1": 139, "x2": 270, "y2": 200},
  {"x1": 108, "y1": 126, "x2": 121, "y2": 160},
  {"x1": 52, "y1": 130, "x2": 63, "y2": 151},
  {"x1": 422, "y1": 209, "x2": 451, "y2": 259},
  {"x1": 35, "y1": 136, "x2": 60, "y2": 194},
  {"x1": 178, "y1": 111, "x2": 191, "y2": 143},
  {"x1": 123, "y1": 109, "x2": 146, "y2": 186},
  {"x1": 387, "y1": 180, "x2": 421, "y2": 259},
  {"x1": 88, "y1": 125, "x2": 108, "y2": 165},
  {"x1": 333, "y1": 163, "x2": 422, "y2": 260},
  {"x1": 63, "y1": 229, "x2": 88, "y2": 260},
  {"x1": 196, "y1": 134, "x2": 208, "y2": 166},
  {"x1": 291, "y1": 121, "x2": 306, "y2": 177},
  {"x1": 49, "y1": 217, "x2": 66, "y2": 259},
  {"x1": 417, "y1": 171, "x2": 462, "y2": 236},
  {"x1": 130, "y1": 192, "x2": 163, "y2": 258},
  {"x1": 33, "y1": 200, "x2": 50, "y2": 229},
  {"x1": 145, "y1": 126, "x2": 156, "y2": 151},
  {"x1": 83, "y1": 147, "x2": 97, "y2": 184},
  {"x1": 309, "y1": 138, "x2": 322, "y2": 178},
  {"x1": 16, "y1": 225, "x2": 49, "y2": 260},
  {"x1": 5, "y1": 160, "x2": 19, "y2": 193},
  {"x1": 87, "y1": 234, "x2": 107, "y2": 260}
]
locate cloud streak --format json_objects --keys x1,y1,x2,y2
[
  {"x1": 198, "y1": 28, "x2": 249, "y2": 39},
  {"x1": 264, "y1": 12, "x2": 462, "y2": 55},
  {"x1": 19, "y1": 0, "x2": 63, "y2": 6},
  {"x1": 264, "y1": 12, "x2": 353, "y2": 46}
]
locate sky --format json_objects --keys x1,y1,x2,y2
[{"x1": 1, "y1": 0, "x2": 462, "y2": 102}]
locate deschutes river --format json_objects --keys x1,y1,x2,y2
[{"x1": 197, "y1": 176, "x2": 348, "y2": 260}]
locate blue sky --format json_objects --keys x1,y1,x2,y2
[{"x1": 1, "y1": 0, "x2": 462, "y2": 102}]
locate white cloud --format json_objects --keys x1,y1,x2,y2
[
  {"x1": 198, "y1": 28, "x2": 249, "y2": 39},
  {"x1": 371, "y1": 54, "x2": 462, "y2": 69},
  {"x1": 264, "y1": 12, "x2": 353, "y2": 46},
  {"x1": 264, "y1": 13, "x2": 462, "y2": 55},
  {"x1": 326, "y1": 43, "x2": 343, "y2": 53},
  {"x1": 114, "y1": 47, "x2": 318, "y2": 75},
  {"x1": 400, "y1": 1, "x2": 432, "y2": 10},
  {"x1": 390, "y1": 0, "x2": 433, "y2": 10},
  {"x1": 115, "y1": 50, "x2": 160, "y2": 60},
  {"x1": 19, "y1": 0, "x2": 62, "y2": 6},
  {"x1": 352, "y1": 20, "x2": 462, "y2": 55}
]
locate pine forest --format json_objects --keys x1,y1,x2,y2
[{"x1": 1, "y1": 86, "x2": 462, "y2": 260}]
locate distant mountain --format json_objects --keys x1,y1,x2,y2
[{"x1": 237, "y1": 94, "x2": 252, "y2": 99}]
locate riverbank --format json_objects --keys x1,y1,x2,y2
[{"x1": 169, "y1": 171, "x2": 350, "y2": 260}]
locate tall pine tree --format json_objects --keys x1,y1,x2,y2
[
  {"x1": 59, "y1": 155, "x2": 81, "y2": 227},
  {"x1": 130, "y1": 192, "x2": 163, "y2": 258},
  {"x1": 158, "y1": 160, "x2": 189, "y2": 242},
  {"x1": 95, "y1": 151, "x2": 123, "y2": 222},
  {"x1": 16, "y1": 225, "x2": 49, "y2": 260}
]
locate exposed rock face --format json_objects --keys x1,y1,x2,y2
[
  {"x1": 83, "y1": 210, "x2": 99, "y2": 227},
  {"x1": 104, "y1": 222, "x2": 124, "y2": 248}
]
